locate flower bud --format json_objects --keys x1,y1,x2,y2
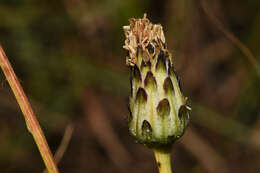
[{"x1": 123, "y1": 14, "x2": 190, "y2": 148}]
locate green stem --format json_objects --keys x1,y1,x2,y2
[{"x1": 153, "y1": 148, "x2": 172, "y2": 173}]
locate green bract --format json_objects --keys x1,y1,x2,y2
[{"x1": 123, "y1": 14, "x2": 190, "y2": 147}]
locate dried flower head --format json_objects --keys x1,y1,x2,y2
[{"x1": 123, "y1": 14, "x2": 172, "y2": 66}]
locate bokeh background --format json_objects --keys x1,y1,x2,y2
[{"x1": 0, "y1": 0, "x2": 260, "y2": 172}]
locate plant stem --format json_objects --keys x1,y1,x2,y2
[
  {"x1": 153, "y1": 148, "x2": 172, "y2": 173},
  {"x1": 0, "y1": 45, "x2": 59, "y2": 173}
]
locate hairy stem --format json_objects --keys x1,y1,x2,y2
[
  {"x1": 153, "y1": 148, "x2": 172, "y2": 173},
  {"x1": 0, "y1": 45, "x2": 59, "y2": 173}
]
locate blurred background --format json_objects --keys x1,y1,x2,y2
[{"x1": 0, "y1": 0, "x2": 260, "y2": 172}]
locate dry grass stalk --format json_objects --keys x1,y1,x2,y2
[{"x1": 0, "y1": 45, "x2": 59, "y2": 173}]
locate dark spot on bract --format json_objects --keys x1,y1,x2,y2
[
  {"x1": 146, "y1": 43, "x2": 154, "y2": 54},
  {"x1": 167, "y1": 63, "x2": 177, "y2": 77},
  {"x1": 158, "y1": 50, "x2": 165, "y2": 60},
  {"x1": 132, "y1": 65, "x2": 142, "y2": 82},
  {"x1": 136, "y1": 87, "x2": 147, "y2": 103},
  {"x1": 156, "y1": 50, "x2": 167, "y2": 72},
  {"x1": 141, "y1": 60, "x2": 151, "y2": 71},
  {"x1": 157, "y1": 99, "x2": 170, "y2": 117},
  {"x1": 163, "y1": 77, "x2": 174, "y2": 94},
  {"x1": 144, "y1": 71, "x2": 157, "y2": 88},
  {"x1": 178, "y1": 105, "x2": 189, "y2": 120},
  {"x1": 142, "y1": 120, "x2": 152, "y2": 138}
]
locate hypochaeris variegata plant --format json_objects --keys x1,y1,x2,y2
[{"x1": 123, "y1": 14, "x2": 191, "y2": 173}]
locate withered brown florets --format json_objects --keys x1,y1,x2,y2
[{"x1": 123, "y1": 14, "x2": 172, "y2": 66}]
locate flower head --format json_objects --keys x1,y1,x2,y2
[{"x1": 123, "y1": 14, "x2": 190, "y2": 147}]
